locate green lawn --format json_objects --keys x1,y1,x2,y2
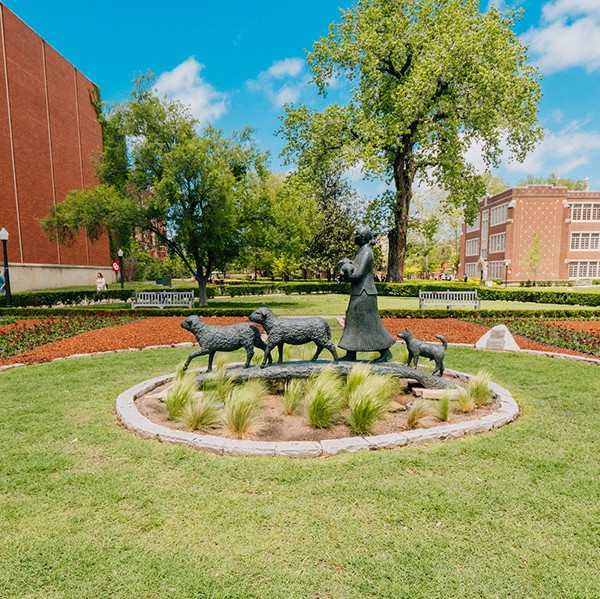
[
  {"x1": 1, "y1": 345, "x2": 599, "y2": 598},
  {"x1": 207, "y1": 293, "x2": 598, "y2": 315}
]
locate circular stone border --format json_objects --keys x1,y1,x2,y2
[{"x1": 115, "y1": 366, "x2": 519, "y2": 458}]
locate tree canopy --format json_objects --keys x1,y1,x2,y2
[
  {"x1": 43, "y1": 74, "x2": 269, "y2": 306},
  {"x1": 281, "y1": 0, "x2": 542, "y2": 281},
  {"x1": 517, "y1": 173, "x2": 588, "y2": 191}
]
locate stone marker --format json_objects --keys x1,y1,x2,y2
[{"x1": 475, "y1": 324, "x2": 520, "y2": 352}]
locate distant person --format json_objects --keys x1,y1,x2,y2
[
  {"x1": 463, "y1": 274, "x2": 468, "y2": 283},
  {"x1": 0, "y1": 272, "x2": 5, "y2": 294},
  {"x1": 95, "y1": 272, "x2": 107, "y2": 291}
]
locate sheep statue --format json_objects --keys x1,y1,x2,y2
[
  {"x1": 181, "y1": 315, "x2": 271, "y2": 372},
  {"x1": 249, "y1": 307, "x2": 339, "y2": 368}
]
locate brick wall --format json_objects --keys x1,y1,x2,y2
[{"x1": 0, "y1": 3, "x2": 109, "y2": 273}]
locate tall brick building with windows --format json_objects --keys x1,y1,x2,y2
[
  {"x1": 459, "y1": 184, "x2": 600, "y2": 283},
  {"x1": 0, "y1": 3, "x2": 110, "y2": 291}
]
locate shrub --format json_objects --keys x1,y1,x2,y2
[
  {"x1": 406, "y1": 400, "x2": 436, "y2": 429},
  {"x1": 165, "y1": 370, "x2": 198, "y2": 420},
  {"x1": 304, "y1": 367, "x2": 344, "y2": 428},
  {"x1": 469, "y1": 370, "x2": 495, "y2": 406},
  {"x1": 181, "y1": 394, "x2": 220, "y2": 430},
  {"x1": 221, "y1": 380, "x2": 268, "y2": 438},
  {"x1": 283, "y1": 379, "x2": 305, "y2": 415}
]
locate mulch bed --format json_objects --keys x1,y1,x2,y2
[{"x1": 1, "y1": 316, "x2": 597, "y2": 367}]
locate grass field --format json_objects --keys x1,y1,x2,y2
[{"x1": 1, "y1": 345, "x2": 599, "y2": 598}]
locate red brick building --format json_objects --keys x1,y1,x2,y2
[
  {"x1": 459, "y1": 184, "x2": 600, "y2": 283},
  {"x1": 0, "y1": 3, "x2": 110, "y2": 291}
]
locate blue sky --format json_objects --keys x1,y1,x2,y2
[{"x1": 4, "y1": 0, "x2": 600, "y2": 194}]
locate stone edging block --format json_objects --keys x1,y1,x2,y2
[{"x1": 115, "y1": 368, "x2": 520, "y2": 458}]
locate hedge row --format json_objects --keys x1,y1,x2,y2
[
  {"x1": 2, "y1": 280, "x2": 600, "y2": 308},
  {"x1": 3, "y1": 306, "x2": 599, "y2": 321}
]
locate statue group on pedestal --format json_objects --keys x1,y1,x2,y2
[{"x1": 182, "y1": 225, "x2": 446, "y2": 376}]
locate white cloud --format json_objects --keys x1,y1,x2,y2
[
  {"x1": 523, "y1": 1, "x2": 600, "y2": 73},
  {"x1": 503, "y1": 127, "x2": 600, "y2": 175},
  {"x1": 247, "y1": 57, "x2": 308, "y2": 108},
  {"x1": 155, "y1": 57, "x2": 229, "y2": 123}
]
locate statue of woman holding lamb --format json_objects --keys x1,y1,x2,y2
[{"x1": 337, "y1": 225, "x2": 395, "y2": 362}]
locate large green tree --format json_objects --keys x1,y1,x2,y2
[
  {"x1": 43, "y1": 75, "x2": 269, "y2": 306},
  {"x1": 281, "y1": 0, "x2": 542, "y2": 281}
]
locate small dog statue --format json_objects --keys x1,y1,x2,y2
[{"x1": 397, "y1": 327, "x2": 447, "y2": 376}]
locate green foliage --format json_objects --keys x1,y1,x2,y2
[
  {"x1": 518, "y1": 173, "x2": 588, "y2": 190},
  {"x1": 343, "y1": 363, "x2": 373, "y2": 405},
  {"x1": 283, "y1": 379, "x2": 305, "y2": 415},
  {"x1": 202, "y1": 370, "x2": 237, "y2": 403},
  {"x1": 281, "y1": 0, "x2": 542, "y2": 280},
  {"x1": 165, "y1": 370, "x2": 198, "y2": 420},
  {"x1": 181, "y1": 394, "x2": 220, "y2": 430},
  {"x1": 456, "y1": 387, "x2": 476, "y2": 413},
  {"x1": 221, "y1": 380, "x2": 268, "y2": 438},
  {"x1": 346, "y1": 373, "x2": 399, "y2": 435},
  {"x1": 438, "y1": 394, "x2": 450, "y2": 422},
  {"x1": 521, "y1": 231, "x2": 544, "y2": 283},
  {"x1": 406, "y1": 400, "x2": 436, "y2": 429},
  {"x1": 468, "y1": 370, "x2": 495, "y2": 407},
  {"x1": 304, "y1": 366, "x2": 344, "y2": 428}
]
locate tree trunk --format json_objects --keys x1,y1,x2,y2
[
  {"x1": 197, "y1": 275, "x2": 210, "y2": 307},
  {"x1": 387, "y1": 148, "x2": 414, "y2": 283}
]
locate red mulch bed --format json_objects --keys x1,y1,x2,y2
[{"x1": 1, "y1": 316, "x2": 597, "y2": 367}]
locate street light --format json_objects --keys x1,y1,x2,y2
[
  {"x1": 0, "y1": 227, "x2": 12, "y2": 308},
  {"x1": 504, "y1": 260, "x2": 511, "y2": 288},
  {"x1": 117, "y1": 248, "x2": 124, "y2": 289}
]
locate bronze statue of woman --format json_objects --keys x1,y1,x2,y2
[{"x1": 338, "y1": 225, "x2": 395, "y2": 362}]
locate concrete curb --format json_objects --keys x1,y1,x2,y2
[{"x1": 115, "y1": 367, "x2": 520, "y2": 458}]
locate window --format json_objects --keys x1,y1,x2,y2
[
  {"x1": 464, "y1": 263, "x2": 478, "y2": 278},
  {"x1": 570, "y1": 232, "x2": 600, "y2": 250},
  {"x1": 571, "y1": 203, "x2": 600, "y2": 221},
  {"x1": 488, "y1": 261, "x2": 504, "y2": 280},
  {"x1": 465, "y1": 238, "x2": 479, "y2": 256},
  {"x1": 490, "y1": 204, "x2": 508, "y2": 226},
  {"x1": 569, "y1": 261, "x2": 600, "y2": 278},
  {"x1": 466, "y1": 214, "x2": 480, "y2": 233},
  {"x1": 489, "y1": 233, "x2": 505, "y2": 253}
]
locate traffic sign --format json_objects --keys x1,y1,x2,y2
[{"x1": 112, "y1": 261, "x2": 120, "y2": 272}]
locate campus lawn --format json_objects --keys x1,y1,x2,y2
[{"x1": 1, "y1": 346, "x2": 599, "y2": 598}]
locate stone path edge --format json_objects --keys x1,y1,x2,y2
[{"x1": 115, "y1": 367, "x2": 519, "y2": 458}]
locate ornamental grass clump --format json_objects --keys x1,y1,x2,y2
[
  {"x1": 221, "y1": 380, "x2": 268, "y2": 438},
  {"x1": 283, "y1": 379, "x2": 305, "y2": 415},
  {"x1": 165, "y1": 370, "x2": 198, "y2": 420},
  {"x1": 181, "y1": 394, "x2": 220, "y2": 431},
  {"x1": 203, "y1": 369, "x2": 236, "y2": 403},
  {"x1": 304, "y1": 366, "x2": 344, "y2": 429},
  {"x1": 468, "y1": 370, "x2": 495, "y2": 406},
  {"x1": 438, "y1": 393, "x2": 450, "y2": 422},
  {"x1": 456, "y1": 386, "x2": 476, "y2": 413},
  {"x1": 347, "y1": 374, "x2": 398, "y2": 435},
  {"x1": 406, "y1": 400, "x2": 436, "y2": 430},
  {"x1": 343, "y1": 363, "x2": 372, "y2": 405}
]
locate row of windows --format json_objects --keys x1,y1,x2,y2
[
  {"x1": 464, "y1": 263, "x2": 478, "y2": 278},
  {"x1": 465, "y1": 239, "x2": 480, "y2": 256},
  {"x1": 570, "y1": 232, "x2": 600, "y2": 251},
  {"x1": 490, "y1": 204, "x2": 508, "y2": 226},
  {"x1": 488, "y1": 261, "x2": 505, "y2": 280},
  {"x1": 489, "y1": 233, "x2": 506, "y2": 253},
  {"x1": 466, "y1": 214, "x2": 480, "y2": 233},
  {"x1": 569, "y1": 261, "x2": 599, "y2": 279},
  {"x1": 571, "y1": 203, "x2": 600, "y2": 221}
]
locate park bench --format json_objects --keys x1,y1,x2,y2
[
  {"x1": 131, "y1": 290, "x2": 195, "y2": 309},
  {"x1": 418, "y1": 290, "x2": 481, "y2": 310}
]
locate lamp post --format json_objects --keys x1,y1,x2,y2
[
  {"x1": 504, "y1": 260, "x2": 511, "y2": 288},
  {"x1": 117, "y1": 248, "x2": 124, "y2": 289},
  {"x1": 0, "y1": 227, "x2": 12, "y2": 308}
]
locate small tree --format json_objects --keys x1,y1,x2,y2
[{"x1": 522, "y1": 232, "x2": 544, "y2": 285}]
